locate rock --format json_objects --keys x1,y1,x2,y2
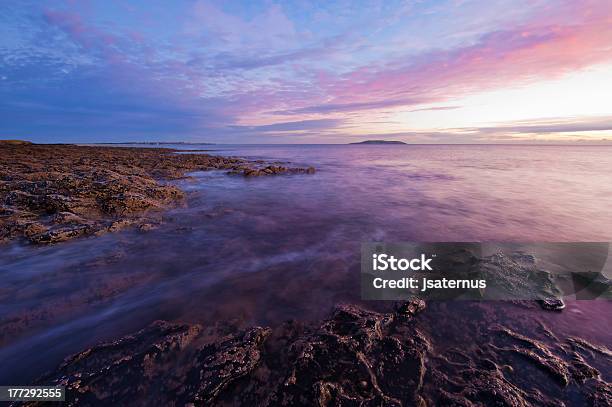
[
  {"x1": 240, "y1": 164, "x2": 316, "y2": 177},
  {"x1": 266, "y1": 303, "x2": 430, "y2": 406},
  {"x1": 29, "y1": 224, "x2": 93, "y2": 244},
  {"x1": 493, "y1": 326, "x2": 571, "y2": 386},
  {"x1": 475, "y1": 252, "x2": 566, "y2": 309},
  {"x1": 32, "y1": 302, "x2": 609, "y2": 406},
  {"x1": 394, "y1": 298, "x2": 426, "y2": 319},
  {"x1": 34, "y1": 321, "x2": 269, "y2": 406},
  {"x1": 0, "y1": 144, "x2": 315, "y2": 244},
  {"x1": 138, "y1": 222, "x2": 158, "y2": 232},
  {"x1": 21, "y1": 221, "x2": 48, "y2": 238},
  {"x1": 569, "y1": 351, "x2": 600, "y2": 383},
  {"x1": 539, "y1": 297, "x2": 566, "y2": 311},
  {"x1": 189, "y1": 327, "x2": 271, "y2": 404},
  {"x1": 52, "y1": 211, "x2": 87, "y2": 225},
  {"x1": 587, "y1": 380, "x2": 612, "y2": 407}
]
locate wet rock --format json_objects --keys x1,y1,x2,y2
[
  {"x1": 586, "y1": 380, "x2": 612, "y2": 407},
  {"x1": 21, "y1": 221, "x2": 48, "y2": 238},
  {"x1": 457, "y1": 370, "x2": 533, "y2": 406},
  {"x1": 30, "y1": 303, "x2": 610, "y2": 406},
  {"x1": 239, "y1": 165, "x2": 316, "y2": 177},
  {"x1": 52, "y1": 211, "x2": 87, "y2": 225},
  {"x1": 1, "y1": 144, "x2": 315, "y2": 244},
  {"x1": 493, "y1": 327, "x2": 571, "y2": 386},
  {"x1": 29, "y1": 224, "x2": 93, "y2": 244},
  {"x1": 138, "y1": 222, "x2": 158, "y2": 232},
  {"x1": 394, "y1": 298, "x2": 426, "y2": 320},
  {"x1": 189, "y1": 327, "x2": 271, "y2": 404},
  {"x1": 568, "y1": 336, "x2": 612, "y2": 358},
  {"x1": 539, "y1": 297, "x2": 565, "y2": 311},
  {"x1": 569, "y1": 351, "x2": 600, "y2": 383},
  {"x1": 105, "y1": 218, "x2": 138, "y2": 232},
  {"x1": 424, "y1": 333, "x2": 567, "y2": 406},
  {"x1": 33, "y1": 321, "x2": 269, "y2": 406},
  {"x1": 475, "y1": 252, "x2": 566, "y2": 310},
  {"x1": 33, "y1": 305, "x2": 430, "y2": 406},
  {"x1": 269, "y1": 303, "x2": 430, "y2": 406},
  {"x1": 31, "y1": 321, "x2": 200, "y2": 405}
]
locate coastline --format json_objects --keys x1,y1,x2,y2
[
  {"x1": 0, "y1": 144, "x2": 610, "y2": 406},
  {"x1": 0, "y1": 143, "x2": 314, "y2": 245}
]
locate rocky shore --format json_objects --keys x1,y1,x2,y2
[
  {"x1": 0, "y1": 143, "x2": 315, "y2": 244},
  {"x1": 27, "y1": 300, "x2": 611, "y2": 406},
  {"x1": 3, "y1": 143, "x2": 610, "y2": 407}
]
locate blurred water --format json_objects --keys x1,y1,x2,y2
[{"x1": 1, "y1": 144, "x2": 611, "y2": 384}]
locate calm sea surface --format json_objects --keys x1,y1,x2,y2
[{"x1": 1, "y1": 144, "x2": 611, "y2": 383}]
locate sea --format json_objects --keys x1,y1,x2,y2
[{"x1": 1, "y1": 144, "x2": 611, "y2": 384}]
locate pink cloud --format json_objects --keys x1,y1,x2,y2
[
  {"x1": 284, "y1": 0, "x2": 612, "y2": 115},
  {"x1": 43, "y1": 9, "x2": 117, "y2": 50}
]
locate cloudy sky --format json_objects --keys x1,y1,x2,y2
[{"x1": 1, "y1": 0, "x2": 612, "y2": 143}]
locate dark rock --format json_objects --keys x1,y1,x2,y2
[
  {"x1": 586, "y1": 380, "x2": 612, "y2": 407},
  {"x1": 394, "y1": 298, "x2": 426, "y2": 319},
  {"x1": 493, "y1": 327, "x2": 571, "y2": 386},
  {"x1": 539, "y1": 297, "x2": 566, "y2": 311},
  {"x1": 189, "y1": 327, "x2": 271, "y2": 404},
  {"x1": 30, "y1": 303, "x2": 610, "y2": 406},
  {"x1": 267, "y1": 303, "x2": 430, "y2": 406},
  {"x1": 33, "y1": 321, "x2": 269, "y2": 406},
  {"x1": 475, "y1": 252, "x2": 566, "y2": 310}
]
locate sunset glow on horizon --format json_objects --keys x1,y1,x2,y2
[{"x1": 2, "y1": 0, "x2": 612, "y2": 143}]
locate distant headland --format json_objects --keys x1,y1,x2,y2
[
  {"x1": 349, "y1": 140, "x2": 407, "y2": 145},
  {"x1": 0, "y1": 139, "x2": 33, "y2": 145}
]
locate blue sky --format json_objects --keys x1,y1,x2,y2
[{"x1": 1, "y1": 0, "x2": 612, "y2": 143}]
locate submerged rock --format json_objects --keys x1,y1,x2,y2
[{"x1": 477, "y1": 252, "x2": 563, "y2": 304}]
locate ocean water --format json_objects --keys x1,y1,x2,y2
[{"x1": 1, "y1": 144, "x2": 611, "y2": 384}]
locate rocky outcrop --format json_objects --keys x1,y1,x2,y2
[
  {"x1": 0, "y1": 144, "x2": 315, "y2": 244},
  {"x1": 29, "y1": 321, "x2": 270, "y2": 406},
  {"x1": 232, "y1": 165, "x2": 316, "y2": 177},
  {"x1": 30, "y1": 300, "x2": 611, "y2": 406},
  {"x1": 270, "y1": 303, "x2": 429, "y2": 406},
  {"x1": 190, "y1": 327, "x2": 271, "y2": 404}
]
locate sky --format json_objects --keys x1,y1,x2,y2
[{"x1": 1, "y1": 0, "x2": 612, "y2": 144}]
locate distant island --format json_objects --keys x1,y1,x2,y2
[{"x1": 349, "y1": 140, "x2": 407, "y2": 145}]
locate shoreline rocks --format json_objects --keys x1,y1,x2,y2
[
  {"x1": 0, "y1": 144, "x2": 315, "y2": 245},
  {"x1": 28, "y1": 300, "x2": 611, "y2": 406}
]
